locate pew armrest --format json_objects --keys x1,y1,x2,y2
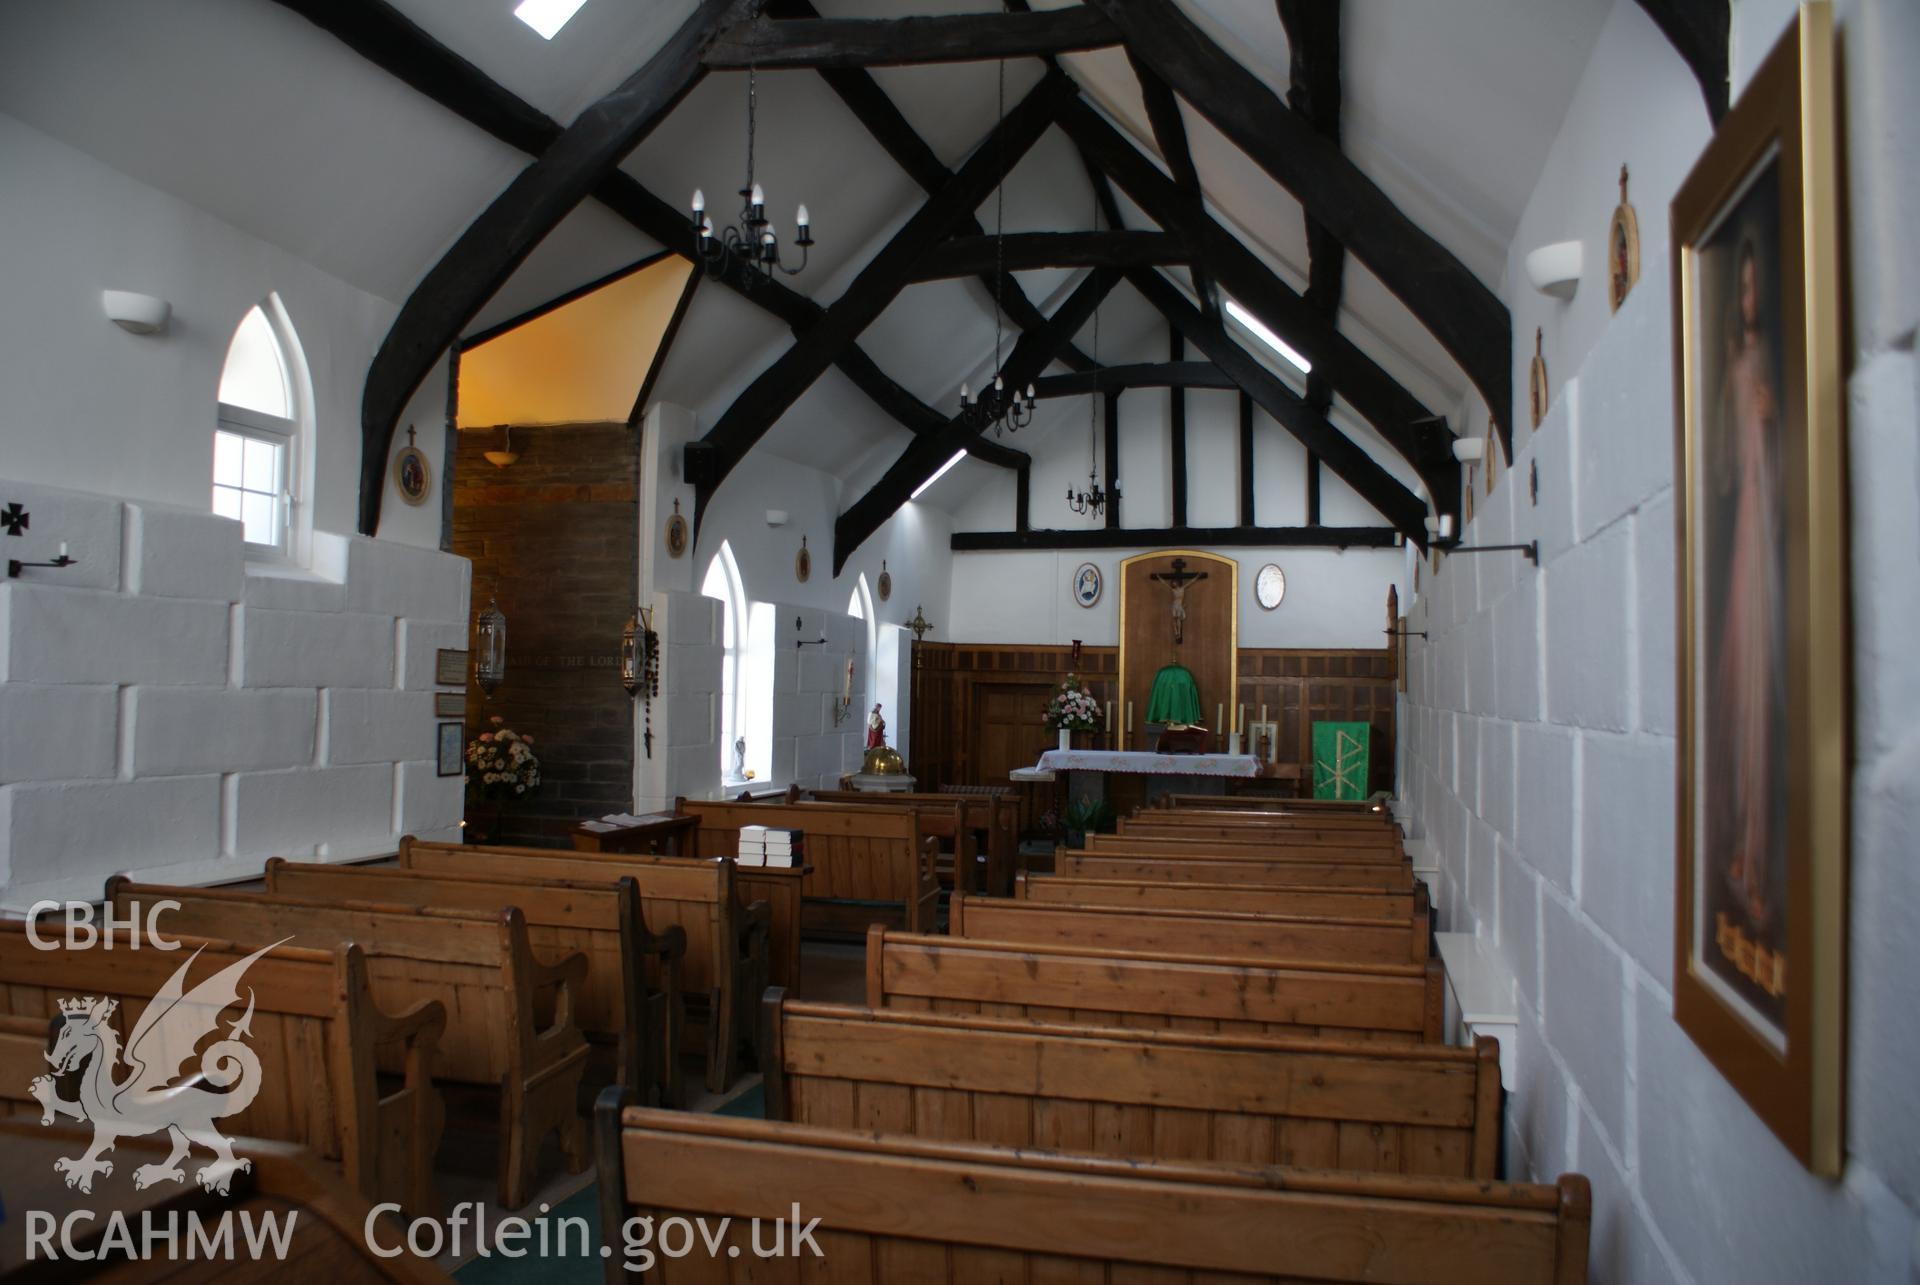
[
  {"x1": 527, "y1": 948, "x2": 592, "y2": 1045},
  {"x1": 736, "y1": 901, "x2": 773, "y2": 1069}
]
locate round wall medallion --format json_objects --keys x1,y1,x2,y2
[
  {"x1": 664, "y1": 498, "x2": 688, "y2": 558},
  {"x1": 1072, "y1": 562, "x2": 1102, "y2": 608},
  {"x1": 877, "y1": 560, "x2": 892, "y2": 601},
  {"x1": 1255, "y1": 563, "x2": 1286, "y2": 610},
  {"x1": 796, "y1": 535, "x2": 812, "y2": 583},
  {"x1": 394, "y1": 426, "x2": 431, "y2": 506}
]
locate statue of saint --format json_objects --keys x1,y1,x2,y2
[
  {"x1": 866, "y1": 703, "x2": 887, "y2": 750},
  {"x1": 732, "y1": 736, "x2": 747, "y2": 779}
]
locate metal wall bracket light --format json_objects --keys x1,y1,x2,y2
[
  {"x1": 794, "y1": 616, "x2": 828, "y2": 650},
  {"x1": 474, "y1": 596, "x2": 508, "y2": 693},
  {"x1": 8, "y1": 541, "x2": 76, "y2": 579},
  {"x1": 1441, "y1": 541, "x2": 1541, "y2": 566}
]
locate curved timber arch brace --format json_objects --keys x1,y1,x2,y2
[{"x1": 353, "y1": 0, "x2": 764, "y2": 535}]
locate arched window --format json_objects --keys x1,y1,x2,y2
[
  {"x1": 214, "y1": 297, "x2": 309, "y2": 559},
  {"x1": 701, "y1": 542, "x2": 749, "y2": 782},
  {"x1": 850, "y1": 574, "x2": 877, "y2": 710}
]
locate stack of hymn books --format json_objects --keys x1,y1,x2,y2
[{"x1": 737, "y1": 825, "x2": 803, "y2": 868}]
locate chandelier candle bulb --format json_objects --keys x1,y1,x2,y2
[
  {"x1": 691, "y1": 189, "x2": 705, "y2": 213},
  {"x1": 750, "y1": 183, "x2": 764, "y2": 209}
]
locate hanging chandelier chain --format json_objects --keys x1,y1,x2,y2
[
  {"x1": 690, "y1": 52, "x2": 812, "y2": 284},
  {"x1": 745, "y1": 64, "x2": 757, "y2": 198}
]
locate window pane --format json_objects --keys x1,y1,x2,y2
[
  {"x1": 242, "y1": 436, "x2": 281, "y2": 494},
  {"x1": 212, "y1": 486, "x2": 242, "y2": 521},
  {"x1": 241, "y1": 491, "x2": 277, "y2": 546},
  {"x1": 213, "y1": 431, "x2": 244, "y2": 487},
  {"x1": 218, "y1": 306, "x2": 291, "y2": 417}
]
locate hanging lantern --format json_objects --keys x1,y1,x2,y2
[
  {"x1": 475, "y1": 596, "x2": 507, "y2": 694},
  {"x1": 619, "y1": 614, "x2": 641, "y2": 696}
]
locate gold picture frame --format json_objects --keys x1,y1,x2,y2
[
  {"x1": 1670, "y1": 2, "x2": 1846, "y2": 1176},
  {"x1": 1609, "y1": 163, "x2": 1642, "y2": 313}
]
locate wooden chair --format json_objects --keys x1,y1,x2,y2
[
  {"x1": 867, "y1": 926, "x2": 1444, "y2": 1043},
  {"x1": 950, "y1": 890, "x2": 1428, "y2": 965},
  {"x1": 400, "y1": 840, "x2": 769, "y2": 1094},
  {"x1": 594, "y1": 1101, "x2": 1591, "y2": 1284},
  {"x1": 678, "y1": 799, "x2": 941, "y2": 937},
  {"x1": 1, "y1": 1120, "x2": 455, "y2": 1281},
  {"x1": 1017, "y1": 871, "x2": 1429, "y2": 921},
  {"x1": 761, "y1": 994, "x2": 1502, "y2": 1178},
  {"x1": 0, "y1": 921, "x2": 444, "y2": 1217},
  {"x1": 107, "y1": 879, "x2": 587, "y2": 1210},
  {"x1": 1058, "y1": 850, "x2": 1416, "y2": 890},
  {"x1": 264, "y1": 859, "x2": 686, "y2": 1108}
]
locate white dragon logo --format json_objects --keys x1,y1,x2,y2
[{"x1": 30, "y1": 939, "x2": 288, "y2": 1196}]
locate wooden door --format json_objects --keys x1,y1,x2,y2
[{"x1": 974, "y1": 682, "x2": 1055, "y2": 830}]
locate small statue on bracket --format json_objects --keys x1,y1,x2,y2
[{"x1": 866, "y1": 703, "x2": 887, "y2": 750}]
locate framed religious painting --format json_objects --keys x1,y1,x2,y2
[
  {"x1": 393, "y1": 426, "x2": 431, "y2": 506},
  {"x1": 1670, "y1": 1, "x2": 1846, "y2": 1176}
]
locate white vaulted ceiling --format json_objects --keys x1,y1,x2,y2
[{"x1": 0, "y1": 0, "x2": 1612, "y2": 505}]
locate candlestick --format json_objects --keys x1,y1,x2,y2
[
  {"x1": 1126, "y1": 701, "x2": 1133, "y2": 747},
  {"x1": 1215, "y1": 704, "x2": 1224, "y2": 737},
  {"x1": 1237, "y1": 703, "x2": 1245, "y2": 735},
  {"x1": 1260, "y1": 703, "x2": 1268, "y2": 724}
]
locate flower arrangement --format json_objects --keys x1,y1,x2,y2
[
  {"x1": 465, "y1": 716, "x2": 542, "y2": 800},
  {"x1": 1042, "y1": 674, "x2": 1101, "y2": 731}
]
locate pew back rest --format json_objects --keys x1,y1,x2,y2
[
  {"x1": 402, "y1": 839, "x2": 735, "y2": 997},
  {"x1": 1090, "y1": 831, "x2": 1403, "y2": 861},
  {"x1": 0, "y1": 920, "x2": 444, "y2": 1214},
  {"x1": 679, "y1": 800, "x2": 931, "y2": 905},
  {"x1": 950, "y1": 892, "x2": 1427, "y2": 965},
  {"x1": 0, "y1": 1014, "x2": 51, "y2": 1119},
  {"x1": 107, "y1": 879, "x2": 568, "y2": 1086},
  {"x1": 595, "y1": 1104, "x2": 1591, "y2": 1284},
  {"x1": 764, "y1": 997, "x2": 1500, "y2": 1178},
  {"x1": 1059, "y1": 851, "x2": 1415, "y2": 890},
  {"x1": 1017, "y1": 872, "x2": 1425, "y2": 921},
  {"x1": 866, "y1": 927, "x2": 1444, "y2": 1043},
  {"x1": 263, "y1": 860, "x2": 653, "y2": 1039}
]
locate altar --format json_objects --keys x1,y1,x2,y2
[{"x1": 1036, "y1": 747, "x2": 1262, "y2": 811}]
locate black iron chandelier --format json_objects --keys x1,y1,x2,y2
[
  {"x1": 691, "y1": 66, "x2": 813, "y2": 282},
  {"x1": 1067, "y1": 190, "x2": 1106, "y2": 517},
  {"x1": 958, "y1": 61, "x2": 1034, "y2": 436}
]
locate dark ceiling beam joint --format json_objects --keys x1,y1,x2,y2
[
  {"x1": 833, "y1": 266, "x2": 1122, "y2": 574},
  {"x1": 952, "y1": 525, "x2": 1400, "y2": 552},
  {"x1": 1127, "y1": 52, "x2": 1219, "y2": 322},
  {"x1": 689, "y1": 68, "x2": 1079, "y2": 522},
  {"x1": 1128, "y1": 266, "x2": 1428, "y2": 544},
  {"x1": 1632, "y1": 0, "x2": 1731, "y2": 122},
  {"x1": 703, "y1": 8, "x2": 1120, "y2": 70},
  {"x1": 1089, "y1": 0, "x2": 1512, "y2": 459},
  {"x1": 1032, "y1": 361, "x2": 1233, "y2": 398},
  {"x1": 1063, "y1": 100, "x2": 1458, "y2": 519},
  {"x1": 914, "y1": 231, "x2": 1187, "y2": 281}
]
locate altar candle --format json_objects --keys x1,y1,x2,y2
[
  {"x1": 1260, "y1": 703, "x2": 1268, "y2": 724},
  {"x1": 1238, "y1": 704, "x2": 1246, "y2": 734},
  {"x1": 1126, "y1": 701, "x2": 1133, "y2": 733},
  {"x1": 1105, "y1": 701, "x2": 1113, "y2": 732},
  {"x1": 1215, "y1": 703, "x2": 1224, "y2": 734}
]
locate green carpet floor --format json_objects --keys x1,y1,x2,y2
[{"x1": 454, "y1": 1083, "x2": 764, "y2": 1282}]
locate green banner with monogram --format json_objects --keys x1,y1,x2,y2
[{"x1": 1311, "y1": 721, "x2": 1371, "y2": 801}]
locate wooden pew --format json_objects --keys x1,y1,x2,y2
[
  {"x1": 1161, "y1": 792, "x2": 1392, "y2": 817},
  {"x1": 0, "y1": 1013, "x2": 55, "y2": 1122},
  {"x1": 107, "y1": 879, "x2": 587, "y2": 1210},
  {"x1": 594, "y1": 1102, "x2": 1592, "y2": 1284},
  {"x1": 0, "y1": 921, "x2": 444, "y2": 1216},
  {"x1": 809, "y1": 788, "x2": 1016, "y2": 895},
  {"x1": 0, "y1": 1121, "x2": 454, "y2": 1282},
  {"x1": 678, "y1": 799, "x2": 941, "y2": 937},
  {"x1": 1017, "y1": 871, "x2": 1429, "y2": 922},
  {"x1": 263, "y1": 859, "x2": 685, "y2": 1108},
  {"x1": 1089, "y1": 830, "x2": 1404, "y2": 862},
  {"x1": 950, "y1": 890, "x2": 1428, "y2": 965},
  {"x1": 867, "y1": 926, "x2": 1444, "y2": 1043},
  {"x1": 762, "y1": 995, "x2": 1500, "y2": 1177},
  {"x1": 1059, "y1": 850, "x2": 1417, "y2": 890},
  {"x1": 400, "y1": 840, "x2": 768, "y2": 1095}
]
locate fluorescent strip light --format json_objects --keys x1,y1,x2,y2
[
  {"x1": 912, "y1": 450, "x2": 968, "y2": 500},
  {"x1": 514, "y1": 0, "x2": 589, "y2": 40},
  {"x1": 1225, "y1": 298, "x2": 1313, "y2": 375}
]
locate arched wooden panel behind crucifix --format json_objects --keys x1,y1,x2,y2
[{"x1": 1117, "y1": 550, "x2": 1239, "y2": 751}]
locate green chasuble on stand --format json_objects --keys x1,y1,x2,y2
[{"x1": 1144, "y1": 664, "x2": 1202, "y2": 726}]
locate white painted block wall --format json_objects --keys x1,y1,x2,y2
[
  {"x1": 1400, "y1": 3, "x2": 1920, "y2": 1278},
  {"x1": 0, "y1": 478, "x2": 469, "y2": 911}
]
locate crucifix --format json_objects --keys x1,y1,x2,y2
[{"x1": 1150, "y1": 557, "x2": 1208, "y2": 645}]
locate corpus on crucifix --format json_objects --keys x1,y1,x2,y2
[{"x1": 1149, "y1": 557, "x2": 1209, "y2": 645}]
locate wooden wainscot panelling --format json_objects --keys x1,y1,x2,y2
[{"x1": 911, "y1": 639, "x2": 1396, "y2": 827}]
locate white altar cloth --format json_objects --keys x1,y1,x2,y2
[{"x1": 1036, "y1": 749, "x2": 1262, "y2": 778}]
